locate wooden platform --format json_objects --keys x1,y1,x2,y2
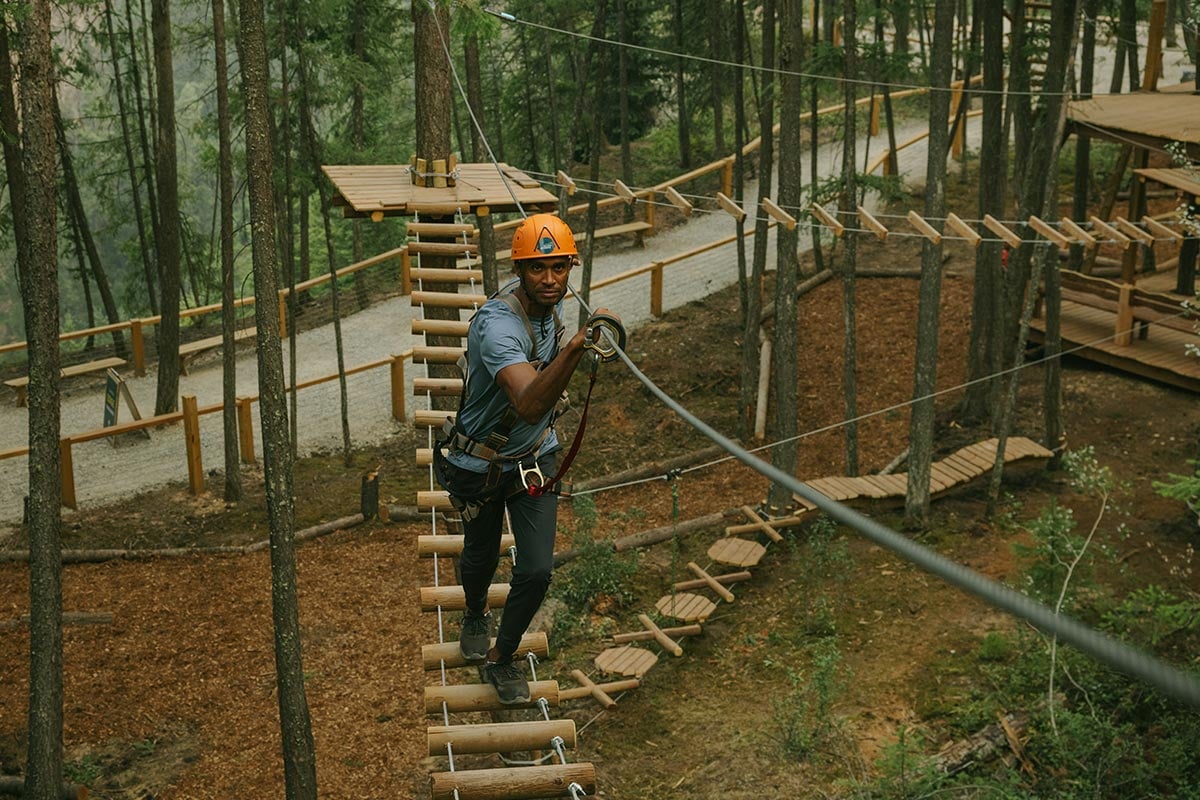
[{"x1": 323, "y1": 163, "x2": 557, "y2": 218}]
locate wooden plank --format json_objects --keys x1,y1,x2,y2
[
  {"x1": 762, "y1": 197, "x2": 797, "y2": 229},
  {"x1": 1029, "y1": 215, "x2": 1070, "y2": 249},
  {"x1": 716, "y1": 192, "x2": 746, "y2": 221},
  {"x1": 857, "y1": 205, "x2": 889, "y2": 240},
  {"x1": 595, "y1": 645, "x2": 658, "y2": 678},
  {"x1": 1089, "y1": 216, "x2": 1132, "y2": 249},
  {"x1": 946, "y1": 212, "x2": 982, "y2": 246},
  {"x1": 983, "y1": 214, "x2": 1021, "y2": 248},
  {"x1": 636, "y1": 612, "x2": 685, "y2": 655},
  {"x1": 1114, "y1": 216, "x2": 1155, "y2": 245},
  {"x1": 685, "y1": 562, "x2": 735, "y2": 603},
  {"x1": 811, "y1": 203, "x2": 845, "y2": 236},
  {"x1": 1059, "y1": 216, "x2": 1098, "y2": 247},
  {"x1": 417, "y1": 534, "x2": 516, "y2": 556}
]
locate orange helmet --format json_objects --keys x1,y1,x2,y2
[{"x1": 510, "y1": 213, "x2": 578, "y2": 261}]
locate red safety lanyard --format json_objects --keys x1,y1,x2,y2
[{"x1": 527, "y1": 358, "x2": 599, "y2": 497}]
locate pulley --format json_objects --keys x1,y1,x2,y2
[{"x1": 583, "y1": 312, "x2": 627, "y2": 362}]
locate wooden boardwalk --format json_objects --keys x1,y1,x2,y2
[{"x1": 1030, "y1": 270, "x2": 1200, "y2": 395}]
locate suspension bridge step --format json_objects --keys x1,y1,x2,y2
[
  {"x1": 635, "y1": 613, "x2": 683, "y2": 656},
  {"x1": 423, "y1": 632, "x2": 548, "y2": 670},
  {"x1": 412, "y1": 318, "x2": 471, "y2": 338},
  {"x1": 674, "y1": 570, "x2": 751, "y2": 592},
  {"x1": 413, "y1": 346, "x2": 466, "y2": 364},
  {"x1": 418, "y1": 490, "x2": 454, "y2": 510},
  {"x1": 425, "y1": 680, "x2": 559, "y2": 713},
  {"x1": 421, "y1": 583, "x2": 510, "y2": 611},
  {"x1": 708, "y1": 537, "x2": 767, "y2": 568},
  {"x1": 407, "y1": 241, "x2": 480, "y2": 257},
  {"x1": 407, "y1": 221, "x2": 478, "y2": 237},
  {"x1": 726, "y1": 514, "x2": 806, "y2": 536},
  {"x1": 409, "y1": 267, "x2": 484, "y2": 284},
  {"x1": 429, "y1": 763, "x2": 597, "y2": 800},
  {"x1": 427, "y1": 719, "x2": 576, "y2": 756},
  {"x1": 413, "y1": 378, "x2": 464, "y2": 396},
  {"x1": 561, "y1": 673, "x2": 640, "y2": 707},
  {"x1": 611, "y1": 623, "x2": 702, "y2": 645},
  {"x1": 412, "y1": 290, "x2": 487, "y2": 309},
  {"x1": 416, "y1": 448, "x2": 434, "y2": 466},
  {"x1": 414, "y1": 409, "x2": 455, "y2": 428},
  {"x1": 418, "y1": 534, "x2": 517, "y2": 556},
  {"x1": 685, "y1": 562, "x2": 736, "y2": 603},
  {"x1": 732, "y1": 505, "x2": 787, "y2": 542},
  {"x1": 594, "y1": 645, "x2": 658, "y2": 678},
  {"x1": 654, "y1": 592, "x2": 717, "y2": 623}
]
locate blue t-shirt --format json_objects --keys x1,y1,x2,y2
[{"x1": 445, "y1": 284, "x2": 562, "y2": 473}]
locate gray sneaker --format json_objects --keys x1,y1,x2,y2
[
  {"x1": 459, "y1": 610, "x2": 491, "y2": 662},
  {"x1": 485, "y1": 659, "x2": 531, "y2": 705}
]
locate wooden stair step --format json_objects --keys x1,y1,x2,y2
[
  {"x1": 412, "y1": 290, "x2": 487, "y2": 309},
  {"x1": 418, "y1": 490, "x2": 454, "y2": 510},
  {"x1": 425, "y1": 680, "x2": 559, "y2": 713},
  {"x1": 427, "y1": 719, "x2": 576, "y2": 756},
  {"x1": 418, "y1": 534, "x2": 516, "y2": 556},
  {"x1": 409, "y1": 267, "x2": 484, "y2": 284},
  {"x1": 412, "y1": 318, "x2": 471, "y2": 338},
  {"x1": 414, "y1": 409, "x2": 455, "y2": 428},
  {"x1": 594, "y1": 645, "x2": 658, "y2": 678},
  {"x1": 413, "y1": 346, "x2": 466, "y2": 365},
  {"x1": 415, "y1": 448, "x2": 434, "y2": 466},
  {"x1": 421, "y1": 583, "x2": 510, "y2": 611},
  {"x1": 408, "y1": 241, "x2": 480, "y2": 257},
  {"x1": 423, "y1": 632, "x2": 548, "y2": 670},
  {"x1": 429, "y1": 762, "x2": 596, "y2": 800},
  {"x1": 413, "y1": 377, "x2": 464, "y2": 396},
  {"x1": 407, "y1": 221, "x2": 477, "y2": 237},
  {"x1": 654, "y1": 591, "x2": 717, "y2": 622},
  {"x1": 707, "y1": 537, "x2": 767, "y2": 568}
]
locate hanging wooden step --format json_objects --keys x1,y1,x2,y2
[
  {"x1": 418, "y1": 490, "x2": 454, "y2": 510},
  {"x1": 685, "y1": 562, "x2": 735, "y2": 603},
  {"x1": 410, "y1": 267, "x2": 484, "y2": 284},
  {"x1": 414, "y1": 409, "x2": 455, "y2": 428},
  {"x1": 654, "y1": 592, "x2": 716, "y2": 623},
  {"x1": 611, "y1": 623, "x2": 702, "y2": 645},
  {"x1": 427, "y1": 719, "x2": 576, "y2": 756},
  {"x1": 413, "y1": 378, "x2": 463, "y2": 396},
  {"x1": 412, "y1": 290, "x2": 487, "y2": 309},
  {"x1": 805, "y1": 477, "x2": 859, "y2": 502},
  {"x1": 725, "y1": 514, "x2": 806, "y2": 536},
  {"x1": 594, "y1": 645, "x2": 658, "y2": 678},
  {"x1": 565, "y1": 670, "x2": 618, "y2": 709},
  {"x1": 560, "y1": 677, "x2": 639, "y2": 703},
  {"x1": 423, "y1": 632, "x2": 548, "y2": 670},
  {"x1": 421, "y1": 583, "x2": 510, "y2": 611},
  {"x1": 733, "y1": 505, "x2": 787, "y2": 542},
  {"x1": 424, "y1": 680, "x2": 559, "y2": 713},
  {"x1": 408, "y1": 241, "x2": 480, "y2": 257},
  {"x1": 412, "y1": 318, "x2": 471, "y2": 338},
  {"x1": 707, "y1": 537, "x2": 767, "y2": 568},
  {"x1": 407, "y1": 221, "x2": 478, "y2": 237},
  {"x1": 413, "y1": 346, "x2": 466, "y2": 365},
  {"x1": 418, "y1": 534, "x2": 517, "y2": 557},
  {"x1": 674, "y1": 570, "x2": 751, "y2": 592},
  {"x1": 429, "y1": 763, "x2": 596, "y2": 800},
  {"x1": 415, "y1": 448, "x2": 434, "y2": 466}
]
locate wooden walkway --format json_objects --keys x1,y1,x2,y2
[{"x1": 1030, "y1": 270, "x2": 1200, "y2": 394}]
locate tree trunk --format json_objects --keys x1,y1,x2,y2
[
  {"x1": 904, "y1": 0, "x2": 955, "y2": 523},
  {"x1": 734, "y1": 0, "x2": 753, "y2": 437},
  {"x1": 213, "y1": 0, "x2": 240, "y2": 502},
  {"x1": 123, "y1": 0, "x2": 160, "y2": 283},
  {"x1": 518, "y1": 28, "x2": 540, "y2": 172},
  {"x1": 464, "y1": 31, "x2": 499, "y2": 294},
  {"x1": 541, "y1": 29, "x2": 562, "y2": 171},
  {"x1": 618, "y1": 0, "x2": 634, "y2": 223},
  {"x1": 1121, "y1": 0, "x2": 1140, "y2": 87},
  {"x1": 962, "y1": 0, "x2": 1005, "y2": 424},
  {"x1": 7, "y1": 6, "x2": 65, "y2": 797},
  {"x1": 151, "y1": 0, "x2": 182, "y2": 416},
  {"x1": 582, "y1": 7, "x2": 609, "y2": 310},
  {"x1": 673, "y1": 0, "x2": 692, "y2": 168},
  {"x1": 1069, "y1": 0, "x2": 1097, "y2": 277},
  {"x1": 840, "y1": 0, "x2": 859, "y2": 476},
  {"x1": 103, "y1": 0, "x2": 158, "y2": 315},
  {"x1": 348, "y1": 0, "x2": 369, "y2": 310},
  {"x1": 237, "y1": 0, "x2": 318, "y2": 795},
  {"x1": 67, "y1": 208, "x2": 97, "y2": 351},
  {"x1": 808, "y1": 0, "x2": 824, "y2": 273},
  {"x1": 708, "y1": 0, "x2": 726, "y2": 157},
  {"x1": 54, "y1": 101, "x2": 128, "y2": 359}
]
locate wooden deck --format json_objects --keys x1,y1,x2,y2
[
  {"x1": 323, "y1": 162, "x2": 557, "y2": 218},
  {"x1": 1031, "y1": 270, "x2": 1200, "y2": 394}
]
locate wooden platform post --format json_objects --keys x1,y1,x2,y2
[
  {"x1": 182, "y1": 394, "x2": 204, "y2": 496},
  {"x1": 59, "y1": 438, "x2": 76, "y2": 510},
  {"x1": 390, "y1": 354, "x2": 407, "y2": 421},
  {"x1": 400, "y1": 248, "x2": 412, "y2": 295},
  {"x1": 277, "y1": 290, "x2": 288, "y2": 338},
  {"x1": 650, "y1": 262, "x2": 664, "y2": 317},
  {"x1": 236, "y1": 397, "x2": 256, "y2": 464}
]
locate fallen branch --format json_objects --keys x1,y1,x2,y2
[
  {"x1": 571, "y1": 444, "x2": 733, "y2": 493},
  {"x1": 554, "y1": 510, "x2": 735, "y2": 566},
  {"x1": 932, "y1": 711, "x2": 1029, "y2": 774}
]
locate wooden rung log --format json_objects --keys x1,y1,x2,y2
[
  {"x1": 560, "y1": 678, "x2": 640, "y2": 702},
  {"x1": 761, "y1": 197, "x2": 797, "y2": 230},
  {"x1": 413, "y1": 318, "x2": 470, "y2": 337},
  {"x1": 412, "y1": 346, "x2": 466, "y2": 365},
  {"x1": 408, "y1": 241, "x2": 480, "y2": 257},
  {"x1": 423, "y1": 632, "x2": 548, "y2": 670},
  {"x1": 556, "y1": 169, "x2": 577, "y2": 195},
  {"x1": 611, "y1": 623, "x2": 701, "y2": 644},
  {"x1": 983, "y1": 214, "x2": 1022, "y2": 248},
  {"x1": 415, "y1": 448, "x2": 434, "y2": 466},
  {"x1": 418, "y1": 491, "x2": 454, "y2": 510},
  {"x1": 715, "y1": 191, "x2": 746, "y2": 222},
  {"x1": 420, "y1": 583, "x2": 510, "y2": 611},
  {"x1": 568, "y1": 669, "x2": 619, "y2": 709},
  {"x1": 1029, "y1": 215, "x2": 1070, "y2": 250},
  {"x1": 411, "y1": 290, "x2": 487, "y2": 309},
  {"x1": 1142, "y1": 215, "x2": 1182, "y2": 241},
  {"x1": 724, "y1": 515, "x2": 807, "y2": 535},
  {"x1": 906, "y1": 210, "x2": 942, "y2": 244},
  {"x1": 735, "y1": 504, "x2": 785, "y2": 543},
  {"x1": 1114, "y1": 216, "x2": 1155, "y2": 245},
  {"x1": 636, "y1": 613, "x2": 684, "y2": 656},
  {"x1": 409, "y1": 267, "x2": 484, "y2": 284},
  {"x1": 1059, "y1": 216, "x2": 1097, "y2": 247},
  {"x1": 945, "y1": 212, "x2": 981, "y2": 247},
  {"x1": 809, "y1": 203, "x2": 844, "y2": 236},
  {"x1": 417, "y1": 534, "x2": 516, "y2": 556},
  {"x1": 857, "y1": 206, "x2": 888, "y2": 240},
  {"x1": 430, "y1": 763, "x2": 596, "y2": 800},
  {"x1": 614, "y1": 179, "x2": 637, "y2": 204},
  {"x1": 664, "y1": 185, "x2": 693, "y2": 215},
  {"x1": 414, "y1": 409, "x2": 455, "y2": 427},
  {"x1": 674, "y1": 570, "x2": 751, "y2": 592},
  {"x1": 685, "y1": 562, "x2": 736, "y2": 603},
  {"x1": 424, "y1": 680, "x2": 559, "y2": 713},
  {"x1": 413, "y1": 378, "x2": 464, "y2": 397},
  {"x1": 407, "y1": 221, "x2": 477, "y2": 237},
  {"x1": 427, "y1": 719, "x2": 576, "y2": 757},
  {"x1": 1088, "y1": 216, "x2": 1131, "y2": 249}
]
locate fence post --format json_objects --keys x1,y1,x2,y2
[
  {"x1": 645, "y1": 190, "x2": 656, "y2": 231},
  {"x1": 1115, "y1": 284, "x2": 1134, "y2": 346},
  {"x1": 277, "y1": 290, "x2": 288, "y2": 338},
  {"x1": 390, "y1": 354, "x2": 407, "y2": 422},
  {"x1": 721, "y1": 158, "x2": 733, "y2": 198},
  {"x1": 130, "y1": 319, "x2": 146, "y2": 376},
  {"x1": 59, "y1": 438, "x2": 77, "y2": 510},
  {"x1": 236, "y1": 396, "x2": 256, "y2": 464},
  {"x1": 401, "y1": 248, "x2": 412, "y2": 296},
  {"x1": 650, "y1": 262, "x2": 664, "y2": 317},
  {"x1": 182, "y1": 394, "x2": 204, "y2": 496},
  {"x1": 870, "y1": 95, "x2": 881, "y2": 136}
]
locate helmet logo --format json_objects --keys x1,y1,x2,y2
[{"x1": 536, "y1": 232, "x2": 556, "y2": 254}]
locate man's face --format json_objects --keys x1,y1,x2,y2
[{"x1": 517, "y1": 256, "x2": 574, "y2": 311}]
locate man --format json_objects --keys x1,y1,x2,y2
[{"x1": 434, "y1": 213, "x2": 619, "y2": 704}]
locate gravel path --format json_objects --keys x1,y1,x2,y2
[{"x1": 1, "y1": 44, "x2": 1188, "y2": 527}]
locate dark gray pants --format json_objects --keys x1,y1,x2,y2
[{"x1": 441, "y1": 453, "x2": 558, "y2": 660}]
